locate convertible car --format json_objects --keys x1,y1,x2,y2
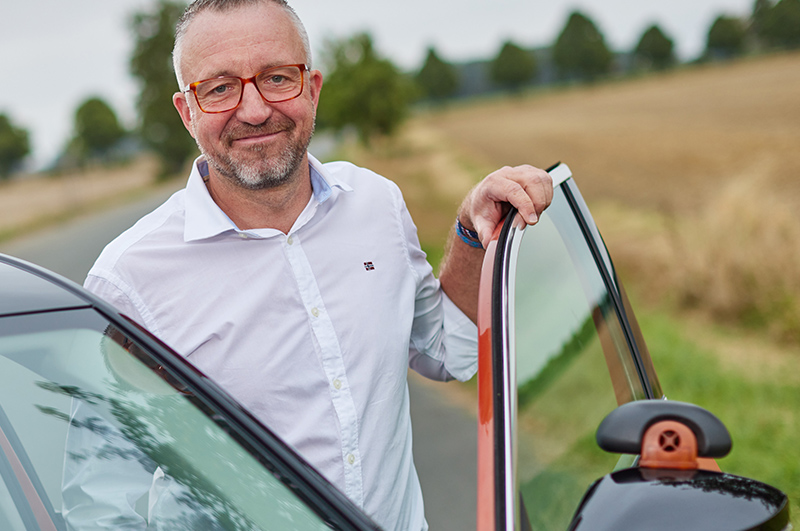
[{"x1": 0, "y1": 163, "x2": 789, "y2": 530}]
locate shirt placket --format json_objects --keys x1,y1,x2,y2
[{"x1": 282, "y1": 232, "x2": 364, "y2": 506}]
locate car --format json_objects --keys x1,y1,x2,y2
[{"x1": 0, "y1": 163, "x2": 789, "y2": 530}]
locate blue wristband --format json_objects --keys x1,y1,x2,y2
[{"x1": 455, "y1": 218, "x2": 483, "y2": 249}]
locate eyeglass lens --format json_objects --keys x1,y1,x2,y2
[{"x1": 194, "y1": 65, "x2": 304, "y2": 112}]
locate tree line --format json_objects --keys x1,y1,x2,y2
[{"x1": 0, "y1": 0, "x2": 798, "y2": 180}]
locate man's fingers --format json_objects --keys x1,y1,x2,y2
[
  {"x1": 481, "y1": 166, "x2": 552, "y2": 220},
  {"x1": 459, "y1": 164, "x2": 554, "y2": 247}
]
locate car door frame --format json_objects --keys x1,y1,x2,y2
[{"x1": 475, "y1": 163, "x2": 663, "y2": 531}]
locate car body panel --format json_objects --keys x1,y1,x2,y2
[{"x1": 0, "y1": 259, "x2": 88, "y2": 317}]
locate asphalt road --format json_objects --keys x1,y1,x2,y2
[{"x1": 0, "y1": 190, "x2": 478, "y2": 530}]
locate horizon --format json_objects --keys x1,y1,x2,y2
[{"x1": 1, "y1": 0, "x2": 755, "y2": 169}]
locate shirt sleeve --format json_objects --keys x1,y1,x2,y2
[
  {"x1": 84, "y1": 271, "x2": 156, "y2": 334},
  {"x1": 395, "y1": 185, "x2": 478, "y2": 383}
]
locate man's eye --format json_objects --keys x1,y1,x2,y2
[
  {"x1": 267, "y1": 75, "x2": 286, "y2": 84},
  {"x1": 199, "y1": 80, "x2": 237, "y2": 99}
]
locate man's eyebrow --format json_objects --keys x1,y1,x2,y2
[
  {"x1": 200, "y1": 62, "x2": 298, "y2": 81},
  {"x1": 201, "y1": 69, "x2": 237, "y2": 80}
]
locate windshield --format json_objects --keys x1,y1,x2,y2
[{"x1": 0, "y1": 310, "x2": 331, "y2": 531}]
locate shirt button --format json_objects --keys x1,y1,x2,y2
[
  {"x1": 311, "y1": 307, "x2": 319, "y2": 317},
  {"x1": 333, "y1": 379, "x2": 342, "y2": 390},
  {"x1": 347, "y1": 454, "x2": 355, "y2": 465},
  {"x1": 287, "y1": 235, "x2": 294, "y2": 245},
  {"x1": 239, "y1": 233, "x2": 248, "y2": 239}
]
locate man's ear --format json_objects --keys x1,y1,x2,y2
[
  {"x1": 308, "y1": 69, "x2": 323, "y2": 112},
  {"x1": 173, "y1": 92, "x2": 195, "y2": 137}
]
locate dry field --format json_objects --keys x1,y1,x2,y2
[
  {"x1": 0, "y1": 157, "x2": 165, "y2": 241},
  {"x1": 345, "y1": 51, "x2": 800, "y2": 342},
  {"x1": 346, "y1": 54, "x2": 800, "y2": 515}
]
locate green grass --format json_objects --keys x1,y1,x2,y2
[
  {"x1": 516, "y1": 328, "x2": 622, "y2": 530},
  {"x1": 511, "y1": 298, "x2": 798, "y2": 529},
  {"x1": 637, "y1": 307, "x2": 799, "y2": 525}
]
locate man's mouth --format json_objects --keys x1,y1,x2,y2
[
  {"x1": 226, "y1": 124, "x2": 291, "y2": 147},
  {"x1": 232, "y1": 129, "x2": 285, "y2": 144}
]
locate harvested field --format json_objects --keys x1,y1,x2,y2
[
  {"x1": 426, "y1": 52, "x2": 800, "y2": 212},
  {"x1": 345, "y1": 51, "x2": 800, "y2": 341},
  {"x1": 0, "y1": 157, "x2": 165, "y2": 241}
]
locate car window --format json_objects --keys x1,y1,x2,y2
[
  {"x1": 503, "y1": 176, "x2": 656, "y2": 530},
  {"x1": 0, "y1": 310, "x2": 335, "y2": 531}
]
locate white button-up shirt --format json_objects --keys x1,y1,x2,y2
[{"x1": 83, "y1": 154, "x2": 478, "y2": 530}]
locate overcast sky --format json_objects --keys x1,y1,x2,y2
[{"x1": 1, "y1": 0, "x2": 754, "y2": 168}]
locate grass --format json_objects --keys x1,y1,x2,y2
[
  {"x1": 638, "y1": 304, "x2": 800, "y2": 521},
  {"x1": 509, "y1": 297, "x2": 800, "y2": 529}
]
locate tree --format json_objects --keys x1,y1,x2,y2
[
  {"x1": 706, "y1": 15, "x2": 748, "y2": 58},
  {"x1": 553, "y1": 11, "x2": 613, "y2": 81},
  {"x1": 751, "y1": 0, "x2": 774, "y2": 42},
  {"x1": 634, "y1": 25, "x2": 675, "y2": 70},
  {"x1": 489, "y1": 40, "x2": 537, "y2": 91},
  {"x1": 71, "y1": 97, "x2": 126, "y2": 161},
  {"x1": 759, "y1": 0, "x2": 800, "y2": 49},
  {"x1": 316, "y1": 33, "x2": 415, "y2": 144},
  {"x1": 0, "y1": 113, "x2": 30, "y2": 179},
  {"x1": 130, "y1": 1, "x2": 196, "y2": 178},
  {"x1": 415, "y1": 47, "x2": 459, "y2": 101}
]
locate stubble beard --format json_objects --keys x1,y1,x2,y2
[{"x1": 196, "y1": 117, "x2": 315, "y2": 191}]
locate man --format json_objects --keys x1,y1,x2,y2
[{"x1": 77, "y1": 0, "x2": 553, "y2": 528}]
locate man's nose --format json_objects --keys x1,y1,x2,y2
[{"x1": 234, "y1": 81, "x2": 274, "y2": 124}]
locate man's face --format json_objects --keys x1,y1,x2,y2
[{"x1": 173, "y1": 3, "x2": 322, "y2": 190}]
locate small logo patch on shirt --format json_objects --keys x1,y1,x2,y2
[{"x1": 364, "y1": 262, "x2": 375, "y2": 271}]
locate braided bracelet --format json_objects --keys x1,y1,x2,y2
[{"x1": 455, "y1": 218, "x2": 483, "y2": 249}]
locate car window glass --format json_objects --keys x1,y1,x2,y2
[
  {"x1": 0, "y1": 313, "x2": 332, "y2": 531},
  {"x1": 509, "y1": 187, "x2": 648, "y2": 530},
  {"x1": 564, "y1": 179, "x2": 663, "y2": 399},
  {"x1": 0, "y1": 472, "x2": 25, "y2": 530}
]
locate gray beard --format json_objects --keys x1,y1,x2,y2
[
  {"x1": 198, "y1": 119, "x2": 315, "y2": 191},
  {"x1": 207, "y1": 136, "x2": 309, "y2": 190}
]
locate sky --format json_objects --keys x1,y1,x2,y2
[{"x1": 1, "y1": 0, "x2": 755, "y2": 169}]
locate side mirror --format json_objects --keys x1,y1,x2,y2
[{"x1": 568, "y1": 401, "x2": 790, "y2": 531}]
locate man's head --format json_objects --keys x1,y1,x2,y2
[
  {"x1": 172, "y1": 0, "x2": 322, "y2": 190},
  {"x1": 172, "y1": 0, "x2": 312, "y2": 89}
]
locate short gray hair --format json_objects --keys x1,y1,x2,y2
[{"x1": 172, "y1": 0, "x2": 311, "y2": 88}]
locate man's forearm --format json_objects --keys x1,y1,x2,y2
[{"x1": 439, "y1": 219, "x2": 485, "y2": 324}]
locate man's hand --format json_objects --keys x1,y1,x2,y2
[
  {"x1": 440, "y1": 164, "x2": 553, "y2": 324},
  {"x1": 459, "y1": 165, "x2": 554, "y2": 247}
]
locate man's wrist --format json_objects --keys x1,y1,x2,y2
[{"x1": 455, "y1": 217, "x2": 483, "y2": 249}]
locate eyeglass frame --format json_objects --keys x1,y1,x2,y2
[{"x1": 181, "y1": 63, "x2": 310, "y2": 114}]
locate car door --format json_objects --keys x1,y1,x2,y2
[
  {"x1": 0, "y1": 255, "x2": 380, "y2": 530},
  {"x1": 476, "y1": 163, "x2": 664, "y2": 531}
]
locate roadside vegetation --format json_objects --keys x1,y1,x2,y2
[{"x1": 337, "y1": 51, "x2": 800, "y2": 521}]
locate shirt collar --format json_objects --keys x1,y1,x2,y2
[{"x1": 183, "y1": 153, "x2": 352, "y2": 242}]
